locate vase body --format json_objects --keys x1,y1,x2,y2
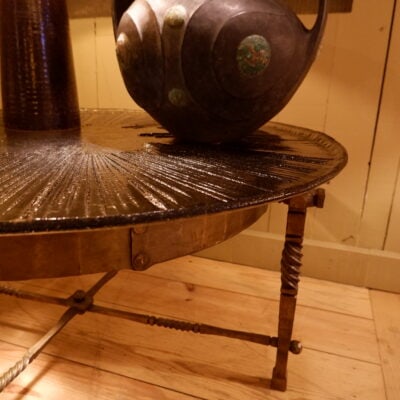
[
  {"x1": 113, "y1": 0, "x2": 327, "y2": 143},
  {"x1": 0, "y1": 0, "x2": 80, "y2": 131}
]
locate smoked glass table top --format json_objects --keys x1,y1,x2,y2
[{"x1": 0, "y1": 109, "x2": 347, "y2": 234}]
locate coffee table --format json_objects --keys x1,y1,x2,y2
[{"x1": 0, "y1": 109, "x2": 347, "y2": 392}]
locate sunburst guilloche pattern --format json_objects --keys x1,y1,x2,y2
[{"x1": 0, "y1": 117, "x2": 347, "y2": 233}]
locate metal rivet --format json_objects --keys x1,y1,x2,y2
[
  {"x1": 73, "y1": 290, "x2": 86, "y2": 303},
  {"x1": 132, "y1": 253, "x2": 150, "y2": 271},
  {"x1": 168, "y1": 88, "x2": 188, "y2": 107},
  {"x1": 117, "y1": 32, "x2": 128, "y2": 47},
  {"x1": 116, "y1": 33, "x2": 130, "y2": 68},
  {"x1": 164, "y1": 5, "x2": 187, "y2": 28},
  {"x1": 290, "y1": 340, "x2": 303, "y2": 354},
  {"x1": 133, "y1": 225, "x2": 147, "y2": 235}
]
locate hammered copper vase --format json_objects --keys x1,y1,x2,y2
[
  {"x1": 112, "y1": 0, "x2": 327, "y2": 143},
  {"x1": 0, "y1": 0, "x2": 80, "y2": 131}
]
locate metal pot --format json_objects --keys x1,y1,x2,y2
[{"x1": 113, "y1": 0, "x2": 327, "y2": 143}]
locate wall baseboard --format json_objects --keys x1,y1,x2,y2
[{"x1": 196, "y1": 229, "x2": 400, "y2": 293}]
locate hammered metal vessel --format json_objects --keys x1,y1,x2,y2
[{"x1": 113, "y1": 0, "x2": 327, "y2": 142}]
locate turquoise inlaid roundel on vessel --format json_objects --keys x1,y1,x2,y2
[{"x1": 236, "y1": 35, "x2": 271, "y2": 78}]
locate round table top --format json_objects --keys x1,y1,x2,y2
[{"x1": 0, "y1": 109, "x2": 347, "y2": 234}]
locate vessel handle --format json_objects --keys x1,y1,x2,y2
[
  {"x1": 112, "y1": 0, "x2": 135, "y2": 37},
  {"x1": 306, "y1": 0, "x2": 328, "y2": 57}
]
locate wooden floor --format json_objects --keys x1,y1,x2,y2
[{"x1": 0, "y1": 256, "x2": 399, "y2": 399}]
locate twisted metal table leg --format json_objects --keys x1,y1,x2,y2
[
  {"x1": 0, "y1": 270, "x2": 117, "y2": 392},
  {"x1": 0, "y1": 308, "x2": 78, "y2": 390},
  {"x1": 271, "y1": 188, "x2": 325, "y2": 391}
]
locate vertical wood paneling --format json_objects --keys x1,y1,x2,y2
[
  {"x1": 311, "y1": 0, "x2": 393, "y2": 245},
  {"x1": 94, "y1": 18, "x2": 139, "y2": 110},
  {"x1": 70, "y1": 19, "x2": 98, "y2": 108},
  {"x1": 384, "y1": 167, "x2": 400, "y2": 251},
  {"x1": 359, "y1": 1, "x2": 400, "y2": 251},
  {"x1": 69, "y1": 17, "x2": 141, "y2": 109}
]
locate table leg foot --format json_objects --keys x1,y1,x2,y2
[{"x1": 271, "y1": 368, "x2": 287, "y2": 391}]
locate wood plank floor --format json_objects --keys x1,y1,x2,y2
[{"x1": 0, "y1": 256, "x2": 398, "y2": 399}]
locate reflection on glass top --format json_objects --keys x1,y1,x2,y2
[{"x1": 0, "y1": 110, "x2": 347, "y2": 233}]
